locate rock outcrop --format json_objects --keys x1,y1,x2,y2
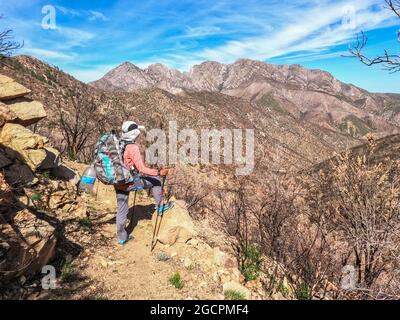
[
  {"x1": 6, "y1": 99, "x2": 46, "y2": 126},
  {"x1": 0, "y1": 78, "x2": 60, "y2": 175},
  {"x1": 0, "y1": 75, "x2": 31, "y2": 100},
  {"x1": 151, "y1": 200, "x2": 197, "y2": 246},
  {"x1": 0, "y1": 74, "x2": 72, "y2": 284}
]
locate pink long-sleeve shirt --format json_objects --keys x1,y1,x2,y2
[{"x1": 123, "y1": 144, "x2": 158, "y2": 176}]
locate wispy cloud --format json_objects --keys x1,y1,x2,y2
[
  {"x1": 195, "y1": 0, "x2": 397, "y2": 63},
  {"x1": 21, "y1": 47, "x2": 77, "y2": 61},
  {"x1": 56, "y1": 5, "x2": 81, "y2": 18},
  {"x1": 56, "y1": 5, "x2": 108, "y2": 23},
  {"x1": 55, "y1": 26, "x2": 96, "y2": 48},
  {"x1": 89, "y1": 10, "x2": 109, "y2": 22},
  {"x1": 3, "y1": 0, "x2": 399, "y2": 91}
]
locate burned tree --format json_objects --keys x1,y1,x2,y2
[
  {"x1": 0, "y1": 15, "x2": 22, "y2": 61},
  {"x1": 347, "y1": 1, "x2": 400, "y2": 73},
  {"x1": 57, "y1": 90, "x2": 106, "y2": 161}
]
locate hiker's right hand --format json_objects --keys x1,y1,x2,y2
[{"x1": 159, "y1": 168, "x2": 170, "y2": 176}]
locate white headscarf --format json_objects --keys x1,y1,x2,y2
[{"x1": 121, "y1": 121, "x2": 146, "y2": 143}]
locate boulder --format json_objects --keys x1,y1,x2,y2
[
  {"x1": 0, "y1": 75, "x2": 31, "y2": 101},
  {"x1": 213, "y1": 247, "x2": 238, "y2": 269},
  {"x1": 50, "y1": 164, "x2": 80, "y2": 185},
  {"x1": 0, "y1": 209, "x2": 56, "y2": 281},
  {"x1": 48, "y1": 190, "x2": 75, "y2": 209},
  {"x1": 0, "y1": 102, "x2": 17, "y2": 127},
  {"x1": 3, "y1": 163, "x2": 35, "y2": 186},
  {"x1": 152, "y1": 201, "x2": 197, "y2": 246},
  {"x1": 0, "y1": 123, "x2": 58, "y2": 171},
  {"x1": 38, "y1": 147, "x2": 61, "y2": 170},
  {"x1": 6, "y1": 99, "x2": 47, "y2": 126},
  {"x1": 0, "y1": 149, "x2": 12, "y2": 169}
]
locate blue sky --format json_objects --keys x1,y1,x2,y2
[{"x1": 1, "y1": 0, "x2": 399, "y2": 92}]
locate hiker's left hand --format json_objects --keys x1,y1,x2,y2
[{"x1": 159, "y1": 168, "x2": 170, "y2": 176}]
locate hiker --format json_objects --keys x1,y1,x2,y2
[{"x1": 115, "y1": 121, "x2": 173, "y2": 245}]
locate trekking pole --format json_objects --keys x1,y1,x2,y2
[
  {"x1": 151, "y1": 175, "x2": 167, "y2": 252},
  {"x1": 131, "y1": 190, "x2": 137, "y2": 219},
  {"x1": 95, "y1": 181, "x2": 99, "y2": 200}
]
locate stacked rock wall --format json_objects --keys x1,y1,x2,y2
[{"x1": 0, "y1": 74, "x2": 63, "y2": 283}]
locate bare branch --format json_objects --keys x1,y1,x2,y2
[
  {"x1": 0, "y1": 15, "x2": 23, "y2": 62},
  {"x1": 385, "y1": 0, "x2": 400, "y2": 18},
  {"x1": 344, "y1": 1, "x2": 400, "y2": 73}
]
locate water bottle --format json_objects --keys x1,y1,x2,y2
[
  {"x1": 79, "y1": 165, "x2": 97, "y2": 193},
  {"x1": 132, "y1": 175, "x2": 144, "y2": 191}
]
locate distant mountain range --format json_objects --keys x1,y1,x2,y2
[
  {"x1": 0, "y1": 55, "x2": 363, "y2": 172},
  {"x1": 91, "y1": 59, "x2": 400, "y2": 139}
]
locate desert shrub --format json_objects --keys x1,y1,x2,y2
[
  {"x1": 30, "y1": 192, "x2": 43, "y2": 202},
  {"x1": 303, "y1": 152, "x2": 400, "y2": 298},
  {"x1": 224, "y1": 290, "x2": 247, "y2": 300},
  {"x1": 169, "y1": 272, "x2": 184, "y2": 289},
  {"x1": 78, "y1": 217, "x2": 92, "y2": 231},
  {"x1": 167, "y1": 165, "x2": 210, "y2": 220},
  {"x1": 276, "y1": 279, "x2": 289, "y2": 296},
  {"x1": 240, "y1": 244, "x2": 262, "y2": 282},
  {"x1": 60, "y1": 263, "x2": 77, "y2": 283},
  {"x1": 212, "y1": 182, "x2": 253, "y2": 275},
  {"x1": 295, "y1": 283, "x2": 311, "y2": 300}
]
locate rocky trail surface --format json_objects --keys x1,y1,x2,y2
[{"x1": 36, "y1": 167, "x2": 256, "y2": 300}]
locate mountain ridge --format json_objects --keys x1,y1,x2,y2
[
  {"x1": 1, "y1": 54, "x2": 361, "y2": 172},
  {"x1": 90, "y1": 58, "x2": 400, "y2": 139},
  {"x1": 6, "y1": 55, "x2": 400, "y2": 143}
]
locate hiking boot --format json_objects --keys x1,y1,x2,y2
[
  {"x1": 157, "y1": 202, "x2": 174, "y2": 216},
  {"x1": 117, "y1": 235, "x2": 134, "y2": 246}
]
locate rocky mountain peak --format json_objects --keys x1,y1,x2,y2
[{"x1": 88, "y1": 57, "x2": 400, "y2": 139}]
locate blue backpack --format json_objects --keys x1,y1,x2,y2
[{"x1": 93, "y1": 133, "x2": 135, "y2": 186}]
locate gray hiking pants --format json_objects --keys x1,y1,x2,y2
[{"x1": 115, "y1": 176, "x2": 163, "y2": 241}]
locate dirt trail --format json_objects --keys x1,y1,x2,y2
[
  {"x1": 43, "y1": 168, "x2": 226, "y2": 300},
  {"x1": 83, "y1": 187, "x2": 221, "y2": 300}
]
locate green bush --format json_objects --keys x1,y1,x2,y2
[
  {"x1": 224, "y1": 290, "x2": 247, "y2": 300},
  {"x1": 277, "y1": 279, "x2": 289, "y2": 296},
  {"x1": 295, "y1": 283, "x2": 310, "y2": 300},
  {"x1": 78, "y1": 217, "x2": 92, "y2": 231},
  {"x1": 37, "y1": 170, "x2": 55, "y2": 181},
  {"x1": 169, "y1": 272, "x2": 184, "y2": 289},
  {"x1": 61, "y1": 263, "x2": 77, "y2": 283},
  {"x1": 31, "y1": 192, "x2": 43, "y2": 202},
  {"x1": 240, "y1": 244, "x2": 262, "y2": 282}
]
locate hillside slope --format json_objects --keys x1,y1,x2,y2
[{"x1": 0, "y1": 55, "x2": 359, "y2": 172}]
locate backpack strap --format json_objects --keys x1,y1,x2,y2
[{"x1": 119, "y1": 140, "x2": 139, "y2": 176}]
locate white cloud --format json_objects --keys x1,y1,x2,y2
[
  {"x1": 56, "y1": 6, "x2": 81, "y2": 17},
  {"x1": 21, "y1": 47, "x2": 77, "y2": 61},
  {"x1": 89, "y1": 11, "x2": 109, "y2": 22},
  {"x1": 55, "y1": 26, "x2": 96, "y2": 48},
  {"x1": 192, "y1": 0, "x2": 398, "y2": 63},
  {"x1": 183, "y1": 26, "x2": 222, "y2": 38}
]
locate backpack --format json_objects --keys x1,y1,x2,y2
[{"x1": 93, "y1": 133, "x2": 135, "y2": 186}]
